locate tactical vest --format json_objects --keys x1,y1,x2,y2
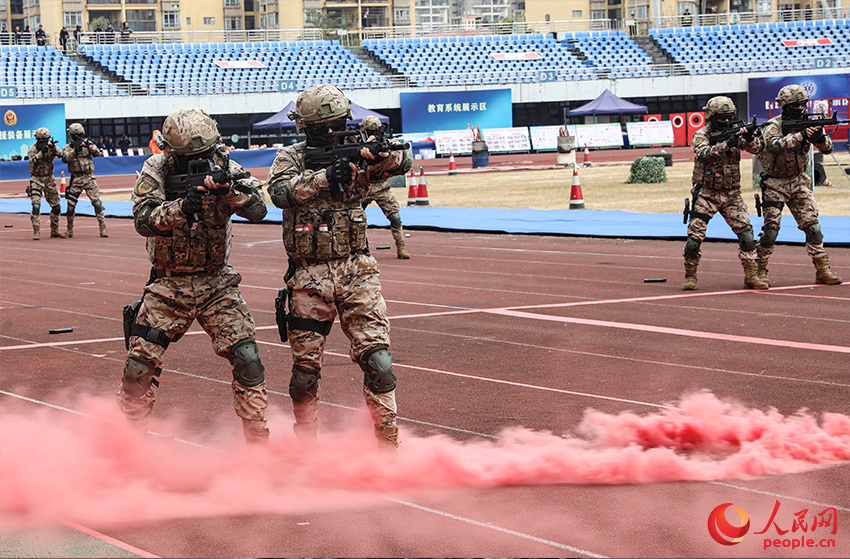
[
  {"x1": 28, "y1": 145, "x2": 55, "y2": 177},
  {"x1": 66, "y1": 148, "x2": 96, "y2": 175},
  {"x1": 147, "y1": 215, "x2": 231, "y2": 271},
  {"x1": 691, "y1": 126, "x2": 742, "y2": 190},
  {"x1": 282, "y1": 203, "x2": 368, "y2": 260},
  {"x1": 757, "y1": 116, "x2": 807, "y2": 179}
]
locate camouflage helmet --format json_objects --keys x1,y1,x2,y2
[
  {"x1": 34, "y1": 127, "x2": 51, "y2": 140},
  {"x1": 160, "y1": 107, "x2": 221, "y2": 155},
  {"x1": 775, "y1": 84, "x2": 809, "y2": 108},
  {"x1": 68, "y1": 122, "x2": 85, "y2": 136},
  {"x1": 360, "y1": 115, "x2": 383, "y2": 131},
  {"x1": 288, "y1": 84, "x2": 352, "y2": 132},
  {"x1": 703, "y1": 96, "x2": 736, "y2": 115}
]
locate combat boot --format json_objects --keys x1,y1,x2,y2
[
  {"x1": 683, "y1": 263, "x2": 698, "y2": 290},
  {"x1": 742, "y1": 261, "x2": 769, "y2": 290},
  {"x1": 292, "y1": 418, "x2": 319, "y2": 439},
  {"x1": 32, "y1": 225, "x2": 40, "y2": 240},
  {"x1": 99, "y1": 221, "x2": 109, "y2": 238},
  {"x1": 242, "y1": 419, "x2": 270, "y2": 444},
  {"x1": 50, "y1": 216, "x2": 61, "y2": 238},
  {"x1": 375, "y1": 424, "x2": 400, "y2": 450},
  {"x1": 756, "y1": 258, "x2": 771, "y2": 286},
  {"x1": 396, "y1": 239, "x2": 410, "y2": 259},
  {"x1": 813, "y1": 255, "x2": 843, "y2": 285},
  {"x1": 392, "y1": 228, "x2": 410, "y2": 259},
  {"x1": 292, "y1": 400, "x2": 319, "y2": 439}
]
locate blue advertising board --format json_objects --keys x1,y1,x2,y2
[
  {"x1": 747, "y1": 73, "x2": 850, "y2": 120},
  {"x1": 400, "y1": 89, "x2": 512, "y2": 133},
  {"x1": 1, "y1": 103, "x2": 66, "y2": 160}
]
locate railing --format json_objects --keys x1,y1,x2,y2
[{"x1": 7, "y1": 53, "x2": 848, "y2": 99}]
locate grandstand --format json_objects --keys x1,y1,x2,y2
[{"x1": 1, "y1": 13, "x2": 847, "y2": 151}]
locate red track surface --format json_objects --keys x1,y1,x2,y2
[{"x1": 0, "y1": 211, "x2": 848, "y2": 558}]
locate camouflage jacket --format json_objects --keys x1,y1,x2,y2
[
  {"x1": 691, "y1": 124, "x2": 761, "y2": 190},
  {"x1": 131, "y1": 146, "x2": 267, "y2": 273},
  {"x1": 28, "y1": 142, "x2": 62, "y2": 177},
  {"x1": 758, "y1": 115, "x2": 833, "y2": 179},
  {"x1": 62, "y1": 141, "x2": 101, "y2": 175},
  {"x1": 267, "y1": 141, "x2": 411, "y2": 260},
  {"x1": 367, "y1": 178, "x2": 392, "y2": 197}
]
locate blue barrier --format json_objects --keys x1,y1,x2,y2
[{"x1": 0, "y1": 149, "x2": 279, "y2": 181}]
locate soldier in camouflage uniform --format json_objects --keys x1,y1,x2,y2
[
  {"x1": 27, "y1": 127, "x2": 63, "y2": 240},
  {"x1": 756, "y1": 84, "x2": 842, "y2": 286},
  {"x1": 267, "y1": 85, "x2": 412, "y2": 448},
  {"x1": 61, "y1": 123, "x2": 108, "y2": 238},
  {"x1": 359, "y1": 116, "x2": 410, "y2": 259},
  {"x1": 683, "y1": 96, "x2": 767, "y2": 290},
  {"x1": 116, "y1": 108, "x2": 271, "y2": 443}
]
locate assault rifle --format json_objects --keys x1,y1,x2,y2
[
  {"x1": 164, "y1": 158, "x2": 253, "y2": 221},
  {"x1": 36, "y1": 137, "x2": 56, "y2": 157},
  {"x1": 781, "y1": 113, "x2": 850, "y2": 135},
  {"x1": 305, "y1": 129, "x2": 410, "y2": 197},
  {"x1": 69, "y1": 135, "x2": 94, "y2": 154},
  {"x1": 708, "y1": 115, "x2": 763, "y2": 146}
]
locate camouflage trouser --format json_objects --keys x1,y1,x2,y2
[
  {"x1": 117, "y1": 264, "x2": 267, "y2": 425},
  {"x1": 758, "y1": 174, "x2": 825, "y2": 260},
  {"x1": 28, "y1": 175, "x2": 61, "y2": 227},
  {"x1": 66, "y1": 173, "x2": 106, "y2": 224},
  {"x1": 287, "y1": 252, "x2": 395, "y2": 426},
  {"x1": 686, "y1": 187, "x2": 757, "y2": 265},
  {"x1": 364, "y1": 188, "x2": 405, "y2": 245}
]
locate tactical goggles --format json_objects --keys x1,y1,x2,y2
[
  {"x1": 787, "y1": 101, "x2": 807, "y2": 109},
  {"x1": 714, "y1": 113, "x2": 735, "y2": 121},
  {"x1": 306, "y1": 119, "x2": 347, "y2": 134}
]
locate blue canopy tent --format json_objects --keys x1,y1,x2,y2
[
  {"x1": 253, "y1": 101, "x2": 390, "y2": 130},
  {"x1": 568, "y1": 89, "x2": 648, "y2": 116}
]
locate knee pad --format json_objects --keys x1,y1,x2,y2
[
  {"x1": 92, "y1": 200, "x2": 105, "y2": 214},
  {"x1": 229, "y1": 339, "x2": 265, "y2": 387},
  {"x1": 289, "y1": 365, "x2": 320, "y2": 403},
  {"x1": 737, "y1": 227, "x2": 756, "y2": 252},
  {"x1": 804, "y1": 222, "x2": 823, "y2": 245},
  {"x1": 122, "y1": 356, "x2": 160, "y2": 398},
  {"x1": 388, "y1": 212, "x2": 403, "y2": 229},
  {"x1": 50, "y1": 205, "x2": 61, "y2": 216},
  {"x1": 359, "y1": 346, "x2": 396, "y2": 394},
  {"x1": 31, "y1": 203, "x2": 39, "y2": 215},
  {"x1": 759, "y1": 228, "x2": 779, "y2": 249},
  {"x1": 684, "y1": 237, "x2": 702, "y2": 261},
  {"x1": 66, "y1": 205, "x2": 76, "y2": 217}
]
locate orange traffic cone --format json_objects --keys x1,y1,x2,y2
[
  {"x1": 448, "y1": 153, "x2": 458, "y2": 176},
  {"x1": 416, "y1": 167, "x2": 430, "y2": 206},
  {"x1": 569, "y1": 167, "x2": 585, "y2": 210},
  {"x1": 60, "y1": 171, "x2": 66, "y2": 193},
  {"x1": 583, "y1": 147, "x2": 592, "y2": 167},
  {"x1": 407, "y1": 168, "x2": 418, "y2": 206}
]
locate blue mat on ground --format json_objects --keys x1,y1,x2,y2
[{"x1": 2, "y1": 198, "x2": 847, "y2": 245}]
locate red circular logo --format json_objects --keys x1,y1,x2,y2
[{"x1": 708, "y1": 503, "x2": 750, "y2": 545}]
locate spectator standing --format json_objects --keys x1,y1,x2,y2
[
  {"x1": 94, "y1": 23, "x2": 103, "y2": 44},
  {"x1": 0, "y1": 26, "x2": 9, "y2": 46},
  {"x1": 804, "y1": 4, "x2": 813, "y2": 20},
  {"x1": 120, "y1": 22, "x2": 133, "y2": 44},
  {"x1": 118, "y1": 135, "x2": 131, "y2": 154},
  {"x1": 103, "y1": 136, "x2": 115, "y2": 155},
  {"x1": 59, "y1": 26, "x2": 69, "y2": 52},
  {"x1": 104, "y1": 23, "x2": 115, "y2": 44},
  {"x1": 149, "y1": 130, "x2": 163, "y2": 154},
  {"x1": 74, "y1": 25, "x2": 82, "y2": 46},
  {"x1": 682, "y1": 9, "x2": 693, "y2": 26},
  {"x1": 13, "y1": 25, "x2": 22, "y2": 45},
  {"x1": 35, "y1": 25, "x2": 46, "y2": 47}
]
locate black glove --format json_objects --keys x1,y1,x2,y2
[
  {"x1": 326, "y1": 157, "x2": 353, "y2": 199},
  {"x1": 181, "y1": 187, "x2": 205, "y2": 217},
  {"x1": 808, "y1": 128, "x2": 826, "y2": 144},
  {"x1": 726, "y1": 134, "x2": 740, "y2": 149}
]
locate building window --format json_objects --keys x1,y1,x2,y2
[
  {"x1": 224, "y1": 0, "x2": 240, "y2": 6},
  {"x1": 163, "y1": 11, "x2": 180, "y2": 28},
  {"x1": 590, "y1": 9, "x2": 606, "y2": 19},
  {"x1": 394, "y1": 8, "x2": 410, "y2": 24},
  {"x1": 126, "y1": 9, "x2": 156, "y2": 32},
  {"x1": 63, "y1": 12, "x2": 83, "y2": 28},
  {"x1": 203, "y1": 17, "x2": 215, "y2": 25},
  {"x1": 572, "y1": 10, "x2": 582, "y2": 17},
  {"x1": 224, "y1": 16, "x2": 242, "y2": 29},
  {"x1": 186, "y1": 17, "x2": 191, "y2": 25}
]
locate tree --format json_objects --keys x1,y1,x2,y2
[{"x1": 89, "y1": 16, "x2": 110, "y2": 31}]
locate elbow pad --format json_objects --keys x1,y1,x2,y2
[
  {"x1": 268, "y1": 180, "x2": 298, "y2": 208},
  {"x1": 134, "y1": 202, "x2": 162, "y2": 237}
]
